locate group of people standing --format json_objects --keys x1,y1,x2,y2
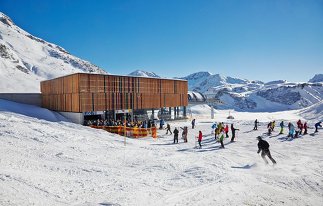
[
  {"x1": 286, "y1": 120, "x2": 308, "y2": 138},
  {"x1": 254, "y1": 119, "x2": 322, "y2": 138},
  {"x1": 172, "y1": 126, "x2": 188, "y2": 144},
  {"x1": 160, "y1": 120, "x2": 188, "y2": 144},
  {"x1": 211, "y1": 122, "x2": 239, "y2": 148}
]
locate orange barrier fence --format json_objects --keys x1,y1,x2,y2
[{"x1": 90, "y1": 125, "x2": 157, "y2": 138}]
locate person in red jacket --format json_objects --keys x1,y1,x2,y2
[
  {"x1": 299, "y1": 123, "x2": 303, "y2": 135},
  {"x1": 224, "y1": 124, "x2": 229, "y2": 138},
  {"x1": 198, "y1": 131, "x2": 203, "y2": 148}
]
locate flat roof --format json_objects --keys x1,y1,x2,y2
[{"x1": 41, "y1": 72, "x2": 188, "y2": 82}]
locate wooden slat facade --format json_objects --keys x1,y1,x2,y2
[{"x1": 41, "y1": 73, "x2": 188, "y2": 112}]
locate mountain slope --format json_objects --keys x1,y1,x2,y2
[
  {"x1": 184, "y1": 72, "x2": 323, "y2": 112},
  {"x1": 309, "y1": 74, "x2": 323, "y2": 83},
  {"x1": 0, "y1": 12, "x2": 107, "y2": 93},
  {"x1": 181, "y1": 72, "x2": 263, "y2": 93},
  {"x1": 128, "y1": 70, "x2": 160, "y2": 78}
]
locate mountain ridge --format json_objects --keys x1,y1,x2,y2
[{"x1": 0, "y1": 12, "x2": 107, "y2": 92}]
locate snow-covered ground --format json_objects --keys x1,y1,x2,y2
[{"x1": 0, "y1": 102, "x2": 322, "y2": 205}]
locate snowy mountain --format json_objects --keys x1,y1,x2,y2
[
  {"x1": 181, "y1": 72, "x2": 263, "y2": 93},
  {"x1": 183, "y1": 72, "x2": 323, "y2": 112},
  {"x1": 0, "y1": 12, "x2": 107, "y2": 93},
  {"x1": 309, "y1": 74, "x2": 323, "y2": 83},
  {"x1": 128, "y1": 70, "x2": 160, "y2": 78}
]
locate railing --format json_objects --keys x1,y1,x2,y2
[{"x1": 90, "y1": 125, "x2": 157, "y2": 138}]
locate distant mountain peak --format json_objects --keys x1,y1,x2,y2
[
  {"x1": 128, "y1": 70, "x2": 160, "y2": 78},
  {"x1": 309, "y1": 74, "x2": 323, "y2": 83},
  {"x1": 0, "y1": 12, "x2": 14, "y2": 27},
  {"x1": 185, "y1": 71, "x2": 212, "y2": 78}
]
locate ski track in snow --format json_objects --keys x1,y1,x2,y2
[{"x1": 0, "y1": 107, "x2": 323, "y2": 205}]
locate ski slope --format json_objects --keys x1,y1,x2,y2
[{"x1": 0, "y1": 102, "x2": 322, "y2": 205}]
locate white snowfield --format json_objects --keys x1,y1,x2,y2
[{"x1": 0, "y1": 102, "x2": 323, "y2": 206}]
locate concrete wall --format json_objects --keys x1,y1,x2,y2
[
  {"x1": 59, "y1": 112, "x2": 84, "y2": 124},
  {"x1": 0, "y1": 93, "x2": 42, "y2": 107}
]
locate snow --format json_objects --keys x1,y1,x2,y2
[
  {"x1": 297, "y1": 101, "x2": 323, "y2": 121},
  {"x1": 0, "y1": 99, "x2": 68, "y2": 122},
  {"x1": 1, "y1": 101, "x2": 323, "y2": 205},
  {"x1": 265, "y1": 80, "x2": 287, "y2": 85}
]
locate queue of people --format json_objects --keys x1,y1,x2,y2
[{"x1": 84, "y1": 118, "x2": 156, "y2": 129}]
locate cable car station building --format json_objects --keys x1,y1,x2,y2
[{"x1": 40, "y1": 73, "x2": 188, "y2": 124}]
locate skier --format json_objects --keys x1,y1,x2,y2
[
  {"x1": 257, "y1": 136, "x2": 277, "y2": 165},
  {"x1": 198, "y1": 130, "x2": 203, "y2": 148},
  {"x1": 180, "y1": 126, "x2": 188, "y2": 143},
  {"x1": 230, "y1": 124, "x2": 239, "y2": 142},
  {"x1": 288, "y1": 122, "x2": 295, "y2": 137},
  {"x1": 299, "y1": 122, "x2": 303, "y2": 135},
  {"x1": 224, "y1": 124, "x2": 229, "y2": 138},
  {"x1": 279, "y1": 121, "x2": 284, "y2": 134},
  {"x1": 211, "y1": 122, "x2": 217, "y2": 134},
  {"x1": 297, "y1": 119, "x2": 302, "y2": 130},
  {"x1": 303, "y1": 122, "x2": 308, "y2": 135},
  {"x1": 254, "y1": 119, "x2": 259, "y2": 130},
  {"x1": 267, "y1": 122, "x2": 272, "y2": 135},
  {"x1": 173, "y1": 127, "x2": 179, "y2": 144},
  {"x1": 192, "y1": 119, "x2": 196, "y2": 129},
  {"x1": 159, "y1": 119, "x2": 165, "y2": 129},
  {"x1": 166, "y1": 123, "x2": 172, "y2": 135},
  {"x1": 215, "y1": 125, "x2": 220, "y2": 141},
  {"x1": 271, "y1": 121, "x2": 276, "y2": 131},
  {"x1": 219, "y1": 129, "x2": 225, "y2": 148},
  {"x1": 315, "y1": 121, "x2": 322, "y2": 133}
]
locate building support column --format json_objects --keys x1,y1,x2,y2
[
  {"x1": 169, "y1": 107, "x2": 172, "y2": 119},
  {"x1": 177, "y1": 107, "x2": 180, "y2": 118},
  {"x1": 183, "y1": 106, "x2": 187, "y2": 118},
  {"x1": 152, "y1": 109, "x2": 155, "y2": 119},
  {"x1": 131, "y1": 111, "x2": 134, "y2": 122}
]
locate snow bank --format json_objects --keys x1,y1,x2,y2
[
  {"x1": 298, "y1": 101, "x2": 323, "y2": 122},
  {"x1": 0, "y1": 101, "x2": 323, "y2": 205},
  {"x1": 0, "y1": 99, "x2": 68, "y2": 122}
]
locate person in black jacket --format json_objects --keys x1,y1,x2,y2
[
  {"x1": 253, "y1": 119, "x2": 259, "y2": 130},
  {"x1": 315, "y1": 121, "x2": 322, "y2": 133},
  {"x1": 230, "y1": 124, "x2": 239, "y2": 142},
  {"x1": 166, "y1": 123, "x2": 172, "y2": 135},
  {"x1": 257, "y1": 136, "x2": 276, "y2": 164},
  {"x1": 173, "y1": 127, "x2": 179, "y2": 144}
]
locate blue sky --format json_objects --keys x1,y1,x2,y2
[{"x1": 1, "y1": 0, "x2": 323, "y2": 82}]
